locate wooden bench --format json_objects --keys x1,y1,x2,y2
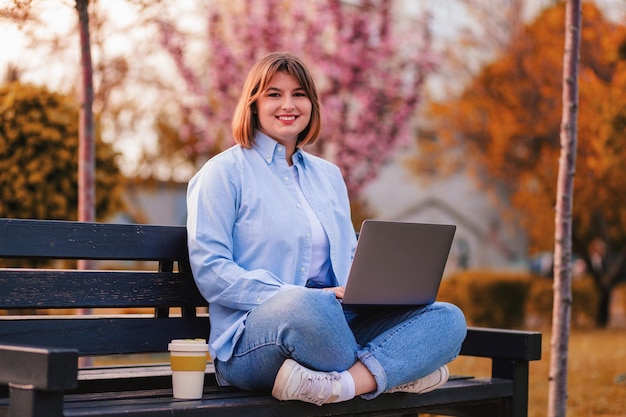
[{"x1": 0, "y1": 218, "x2": 542, "y2": 417}]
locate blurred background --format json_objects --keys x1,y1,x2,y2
[{"x1": 1, "y1": 2, "x2": 626, "y2": 415}]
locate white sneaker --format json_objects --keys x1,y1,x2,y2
[
  {"x1": 386, "y1": 365, "x2": 449, "y2": 394},
  {"x1": 272, "y1": 359, "x2": 343, "y2": 406}
]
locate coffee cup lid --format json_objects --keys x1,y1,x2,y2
[{"x1": 168, "y1": 339, "x2": 209, "y2": 352}]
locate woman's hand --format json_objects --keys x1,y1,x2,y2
[{"x1": 322, "y1": 286, "x2": 345, "y2": 300}]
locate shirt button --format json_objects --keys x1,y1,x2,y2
[
  {"x1": 283, "y1": 176, "x2": 289, "y2": 182},
  {"x1": 296, "y1": 204, "x2": 301, "y2": 209},
  {"x1": 300, "y1": 267, "x2": 306, "y2": 272},
  {"x1": 256, "y1": 297, "x2": 262, "y2": 303},
  {"x1": 277, "y1": 146, "x2": 284, "y2": 152}
]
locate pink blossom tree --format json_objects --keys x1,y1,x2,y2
[{"x1": 155, "y1": 0, "x2": 435, "y2": 202}]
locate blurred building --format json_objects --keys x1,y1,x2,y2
[{"x1": 362, "y1": 152, "x2": 528, "y2": 275}]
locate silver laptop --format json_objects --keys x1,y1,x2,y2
[{"x1": 341, "y1": 220, "x2": 456, "y2": 307}]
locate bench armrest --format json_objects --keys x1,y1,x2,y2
[
  {"x1": 0, "y1": 344, "x2": 78, "y2": 390},
  {"x1": 460, "y1": 327, "x2": 542, "y2": 362}
]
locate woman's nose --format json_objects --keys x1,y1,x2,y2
[{"x1": 281, "y1": 96, "x2": 295, "y2": 110}]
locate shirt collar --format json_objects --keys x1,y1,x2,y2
[{"x1": 254, "y1": 130, "x2": 307, "y2": 168}]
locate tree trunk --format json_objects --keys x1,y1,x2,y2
[
  {"x1": 548, "y1": 1, "x2": 582, "y2": 416},
  {"x1": 76, "y1": 0, "x2": 95, "y2": 225},
  {"x1": 595, "y1": 286, "x2": 611, "y2": 327},
  {"x1": 75, "y1": 0, "x2": 95, "y2": 273},
  {"x1": 75, "y1": 2, "x2": 94, "y2": 367}
]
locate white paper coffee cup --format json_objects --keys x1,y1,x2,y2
[{"x1": 168, "y1": 339, "x2": 209, "y2": 399}]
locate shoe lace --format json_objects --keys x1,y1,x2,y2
[
  {"x1": 296, "y1": 371, "x2": 341, "y2": 406},
  {"x1": 389, "y1": 379, "x2": 421, "y2": 393}
]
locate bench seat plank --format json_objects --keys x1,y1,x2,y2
[{"x1": 54, "y1": 378, "x2": 514, "y2": 417}]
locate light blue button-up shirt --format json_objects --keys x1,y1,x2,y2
[{"x1": 187, "y1": 132, "x2": 357, "y2": 361}]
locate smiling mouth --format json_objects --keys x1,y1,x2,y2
[{"x1": 278, "y1": 115, "x2": 297, "y2": 121}]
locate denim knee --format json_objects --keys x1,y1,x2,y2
[
  {"x1": 247, "y1": 286, "x2": 358, "y2": 371},
  {"x1": 437, "y1": 302, "x2": 468, "y2": 355}
]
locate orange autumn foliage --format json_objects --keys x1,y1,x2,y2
[{"x1": 413, "y1": 2, "x2": 626, "y2": 257}]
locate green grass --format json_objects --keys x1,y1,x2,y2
[{"x1": 433, "y1": 327, "x2": 626, "y2": 417}]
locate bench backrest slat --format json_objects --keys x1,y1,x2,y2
[
  {"x1": 0, "y1": 317, "x2": 209, "y2": 355},
  {"x1": 0, "y1": 218, "x2": 211, "y2": 357},
  {"x1": 0, "y1": 270, "x2": 207, "y2": 309},
  {"x1": 0, "y1": 218, "x2": 188, "y2": 261}
]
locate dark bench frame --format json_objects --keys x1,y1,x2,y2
[{"x1": 0, "y1": 218, "x2": 542, "y2": 417}]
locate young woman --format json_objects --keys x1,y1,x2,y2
[{"x1": 186, "y1": 52, "x2": 467, "y2": 406}]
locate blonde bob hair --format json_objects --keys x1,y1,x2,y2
[{"x1": 232, "y1": 52, "x2": 322, "y2": 148}]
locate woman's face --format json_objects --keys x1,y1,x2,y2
[{"x1": 255, "y1": 71, "x2": 312, "y2": 149}]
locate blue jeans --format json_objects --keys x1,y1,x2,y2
[{"x1": 214, "y1": 286, "x2": 467, "y2": 399}]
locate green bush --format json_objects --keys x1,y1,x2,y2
[
  {"x1": 439, "y1": 271, "x2": 531, "y2": 329},
  {"x1": 439, "y1": 270, "x2": 602, "y2": 329},
  {"x1": 527, "y1": 275, "x2": 600, "y2": 328},
  {"x1": 0, "y1": 82, "x2": 125, "y2": 221}
]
